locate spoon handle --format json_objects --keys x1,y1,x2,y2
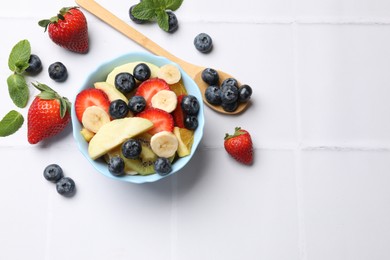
[{"x1": 75, "y1": 0, "x2": 200, "y2": 77}]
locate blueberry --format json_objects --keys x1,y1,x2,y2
[
  {"x1": 221, "y1": 78, "x2": 239, "y2": 90},
  {"x1": 108, "y1": 156, "x2": 125, "y2": 176},
  {"x1": 133, "y1": 63, "x2": 151, "y2": 82},
  {"x1": 25, "y1": 54, "x2": 42, "y2": 74},
  {"x1": 48, "y1": 62, "x2": 67, "y2": 82},
  {"x1": 115, "y1": 72, "x2": 136, "y2": 94},
  {"x1": 109, "y1": 99, "x2": 129, "y2": 119},
  {"x1": 122, "y1": 139, "x2": 142, "y2": 159},
  {"x1": 181, "y1": 95, "x2": 200, "y2": 115},
  {"x1": 56, "y1": 177, "x2": 76, "y2": 197},
  {"x1": 205, "y1": 85, "x2": 222, "y2": 105},
  {"x1": 128, "y1": 95, "x2": 146, "y2": 113},
  {"x1": 221, "y1": 84, "x2": 239, "y2": 104},
  {"x1": 221, "y1": 101, "x2": 239, "y2": 112},
  {"x1": 129, "y1": 5, "x2": 146, "y2": 24},
  {"x1": 184, "y1": 115, "x2": 198, "y2": 130},
  {"x1": 154, "y1": 157, "x2": 172, "y2": 176},
  {"x1": 238, "y1": 84, "x2": 252, "y2": 103},
  {"x1": 194, "y1": 33, "x2": 213, "y2": 53},
  {"x1": 166, "y1": 11, "x2": 179, "y2": 33},
  {"x1": 201, "y1": 68, "x2": 219, "y2": 85},
  {"x1": 43, "y1": 164, "x2": 64, "y2": 183}
]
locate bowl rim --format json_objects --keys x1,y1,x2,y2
[{"x1": 71, "y1": 52, "x2": 205, "y2": 184}]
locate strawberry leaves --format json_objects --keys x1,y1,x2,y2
[
  {"x1": 32, "y1": 82, "x2": 71, "y2": 119},
  {"x1": 38, "y1": 7, "x2": 79, "y2": 32}
]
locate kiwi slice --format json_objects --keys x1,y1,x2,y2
[{"x1": 106, "y1": 133, "x2": 175, "y2": 176}]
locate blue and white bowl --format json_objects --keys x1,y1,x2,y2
[{"x1": 71, "y1": 52, "x2": 204, "y2": 184}]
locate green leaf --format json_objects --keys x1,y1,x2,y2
[
  {"x1": 14, "y1": 60, "x2": 30, "y2": 74},
  {"x1": 164, "y1": 0, "x2": 184, "y2": 11},
  {"x1": 37, "y1": 91, "x2": 57, "y2": 100},
  {"x1": 132, "y1": 1, "x2": 158, "y2": 21},
  {"x1": 32, "y1": 82, "x2": 54, "y2": 93},
  {"x1": 59, "y1": 98, "x2": 68, "y2": 118},
  {"x1": 0, "y1": 110, "x2": 24, "y2": 137},
  {"x1": 8, "y1": 39, "x2": 31, "y2": 73},
  {"x1": 156, "y1": 9, "x2": 169, "y2": 31},
  {"x1": 7, "y1": 74, "x2": 29, "y2": 108}
]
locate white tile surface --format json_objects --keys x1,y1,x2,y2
[
  {"x1": 176, "y1": 149, "x2": 299, "y2": 260},
  {"x1": 295, "y1": 0, "x2": 390, "y2": 19},
  {"x1": 296, "y1": 25, "x2": 390, "y2": 148},
  {"x1": 301, "y1": 150, "x2": 390, "y2": 260},
  {"x1": 1, "y1": 0, "x2": 390, "y2": 259}
]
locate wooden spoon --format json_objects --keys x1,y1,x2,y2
[{"x1": 75, "y1": 0, "x2": 249, "y2": 114}]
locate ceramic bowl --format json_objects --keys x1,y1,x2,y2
[{"x1": 71, "y1": 52, "x2": 204, "y2": 183}]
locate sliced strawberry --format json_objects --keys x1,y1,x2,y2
[
  {"x1": 172, "y1": 94, "x2": 186, "y2": 128},
  {"x1": 74, "y1": 88, "x2": 110, "y2": 122},
  {"x1": 135, "y1": 78, "x2": 170, "y2": 108},
  {"x1": 137, "y1": 108, "x2": 174, "y2": 135}
]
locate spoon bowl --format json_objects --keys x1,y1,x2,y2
[{"x1": 75, "y1": 0, "x2": 249, "y2": 114}]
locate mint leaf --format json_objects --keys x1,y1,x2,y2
[
  {"x1": 156, "y1": 9, "x2": 169, "y2": 31},
  {"x1": 164, "y1": 0, "x2": 183, "y2": 11},
  {"x1": 132, "y1": 1, "x2": 158, "y2": 21},
  {"x1": 7, "y1": 74, "x2": 29, "y2": 108},
  {"x1": 0, "y1": 110, "x2": 24, "y2": 137},
  {"x1": 8, "y1": 39, "x2": 31, "y2": 73},
  {"x1": 132, "y1": 0, "x2": 183, "y2": 22}
]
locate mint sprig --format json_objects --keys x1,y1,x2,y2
[
  {"x1": 132, "y1": 0, "x2": 183, "y2": 31},
  {"x1": 0, "y1": 110, "x2": 24, "y2": 137},
  {"x1": 2, "y1": 39, "x2": 33, "y2": 138},
  {"x1": 7, "y1": 39, "x2": 31, "y2": 108}
]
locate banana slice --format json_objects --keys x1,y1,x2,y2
[
  {"x1": 81, "y1": 106, "x2": 111, "y2": 133},
  {"x1": 151, "y1": 90, "x2": 178, "y2": 113},
  {"x1": 150, "y1": 131, "x2": 178, "y2": 158},
  {"x1": 157, "y1": 64, "x2": 181, "y2": 84}
]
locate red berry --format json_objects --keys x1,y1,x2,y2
[
  {"x1": 135, "y1": 78, "x2": 170, "y2": 109},
  {"x1": 137, "y1": 108, "x2": 174, "y2": 135},
  {"x1": 74, "y1": 88, "x2": 110, "y2": 122},
  {"x1": 27, "y1": 83, "x2": 71, "y2": 144},
  {"x1": 39, "y1": 7, "x2": 89, "y2": 54},
  {"x1": 224, "y1": 127, "x2": 253, "y2": 165}
]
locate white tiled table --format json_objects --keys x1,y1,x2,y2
[{"x1": 1, "y1": 0, "x2": 390, "y2": 259}]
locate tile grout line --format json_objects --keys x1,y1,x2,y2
[
  {"x1": 4, "y1": 15, "x2": 390, "y2": 25},
  {"x1": 171, "y1": 175, "x2": 178, "y2": 260}
]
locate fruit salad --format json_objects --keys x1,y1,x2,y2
[{"x1": 74, "y1": 61, "x2": 200, "y2": 177}]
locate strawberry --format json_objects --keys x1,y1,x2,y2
[
  {"x1": 39, "y1": 7, "x2": 89, "y2": 54},
  {"x1": 224, "y1": 127, "x2": 253, "y2": 165},
  {"x1": 172, "y1": 94, "x2": 185, "y2": 128},
  {"x1": 135, "y1": 78, "x2": 170, "y2": 109},
  {"x1": 74, "y1": 88, "x2": 110, "y2": 122},
  {"x1": 137, "y1": 108, "x2": 174, "y2": 135},
  {"x1": 28, "y1": 83, "x2": 71, "y2": 144}
]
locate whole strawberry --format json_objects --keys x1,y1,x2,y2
[
  {"x1": 28, "y1": 83, "x2": 71, "y2": 144},
  {"x1": 39, "y1": 7, "x2": 89, "y2": 53},
  {"x1": 224, "y1": 127, "x2": 253, "y2": 165}
]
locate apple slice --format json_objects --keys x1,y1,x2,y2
[
  {"x1": 94, "y1": 81, "x2": 128, "y2": 103},
  {"x1": 106, "y1": 61, "x2": 160, "y2": 86},
  {"x1": 88, "y1": 117, "x2": 153, "y2": 160}
]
